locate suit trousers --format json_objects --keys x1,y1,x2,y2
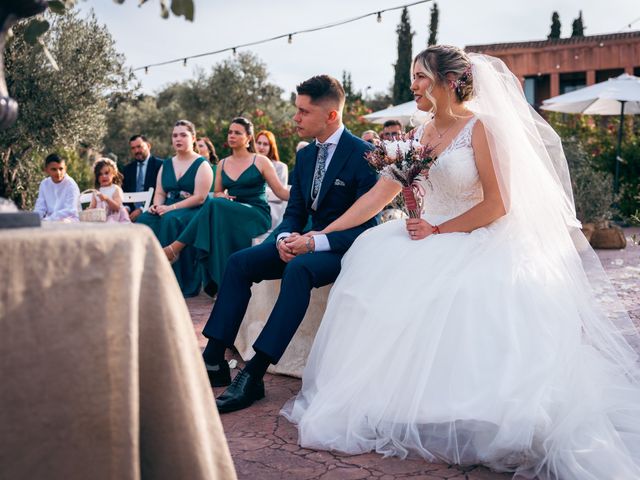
[{"x1": 202, "y1": 241, "x2": 342, "y2": 363}]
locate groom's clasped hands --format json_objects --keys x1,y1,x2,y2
[{"x1": 277, "y1": 232, "x2": 317, "y2": 262}]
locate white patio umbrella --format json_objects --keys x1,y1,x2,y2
[
  {"x1": 541, "y1": 73, "x2": 640, "y2": 192},
  {"x1": 363, "y1": 100, "x2": 430, "y2": 127}
]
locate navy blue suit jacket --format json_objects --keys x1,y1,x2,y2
[
  {"x1": 274, "y1": 128, "x2": 378, "y2": 253},
  {"x1": 122, "y1": 155, "x2": 163, "y2": 211}
]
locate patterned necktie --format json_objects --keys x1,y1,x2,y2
[
  {"x1": 135, "y1": 161, "x2": 145, "y2": 209},
  {"x1": 312, "y1": 142, "x2": 329, "y2": 200},
  {"x1": 136, "y1": 161, "x2": 145, "y2": 192}
]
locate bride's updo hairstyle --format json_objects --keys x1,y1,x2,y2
[{"x1": 413, "y1": 45, "x2": 474, "y2": 111}]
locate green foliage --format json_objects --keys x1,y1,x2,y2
[
  {"x1": 393, "y1": 7, "x2": 415, "y2": 105},
  {"x1": 343, "y1": 99, "x2": 378, "y2": 139},
  {"x1": 342, "y1": 71, "x2": 362, "y2": 103},
  {"x1": 571, "y1": 11, "x2": 585, "y2": 37},
  {"x1": 365, "y1": 91, "x2": 394, "y2": 113},
  {"x1": 428, "y1": 2, "x2": 439, "y2": 46},
  {"x1": 63, "y1": 148, "x2": 94, "y2": 193},
  {"x1": 548, "y1": 112, "x2": 640, "y2": 220},
  {"x1": 0, "y1": 10, "x2": 134, "y2": 209},
  {"x1": 548, "y1": 11, "x2": 561, "y2": 39},
  {"x1": 563, "y1": 137, "x2": 616, "y2": 223},
  {"x1": 104, "y1": 52, "x2": 380, "y2": 173},
  {"x1": 22, "y1": 19, "x2": 49, "y2": 45},
  {"x1": 105, "y1": 52, "x2": 294, "y2": 165}
]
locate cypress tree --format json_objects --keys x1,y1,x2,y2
[
  {"x1": 548, "y1": 11, "x2": 561, "y2": 39},
  {"x1": 393, "y1": 7, "x2": 415, "y2": 104},
  {"x1": 428, "y1": 2, "x2": 439, "y2": 46},
  {"x1": 571, "y1": 11, "x2": 585, "y2": 37},
  {"x1": 341, "y1": 71, "x2": 361, "y2": 103}
]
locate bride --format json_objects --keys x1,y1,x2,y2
[{"x1": 281, "y1": 45, "x2": 640, "y2": 479}]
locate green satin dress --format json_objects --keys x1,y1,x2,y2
[
  {"x1": 138, "y1": 156, "x2": 210, "y2": 297},
  {"x1": 178, "y1": 156, "x2": 271, "y2": 295}
]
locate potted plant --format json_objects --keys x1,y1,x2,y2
[{"x1": 564, "y1": 138, "x2": 626, "y2": 249}]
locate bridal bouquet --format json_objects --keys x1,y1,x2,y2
[{"x1": 365, "y1": 134, "x2": 437, "y2": 218}]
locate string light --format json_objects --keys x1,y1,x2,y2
[
  {"x1": 619, "y1": 16, "x2": 640, "y2": 32},
  {"x1": 144, "y1": 66, "x2": 148, "y2": 75},
  {"x1": 134, "y1": 0, "x2": 431, "y2": 74},
  {"x1": 183, "y1": 58, "x2": 187, "y2": 67}
]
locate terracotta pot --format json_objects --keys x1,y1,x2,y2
[
  {"x1": 590, "y1": 225, "x2": 627, "y2": 250},
  {"x1": 581, "y1": 223, "x2": 595, "y2": 243}
]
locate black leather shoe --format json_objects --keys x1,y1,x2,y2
[
  {"x1": 205, "y1": 360, "x2": 231, "y2": 387},
  {"x1": 203, "y1": 280, "x2": 217, "y2": 298},
  {"x1": 215, "y1": 369, "x2": 265, "y2": 413}
]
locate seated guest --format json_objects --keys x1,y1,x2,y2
[
  {"x1": 137, "y1": 120, "x2": 214, "y2": 297},
  {"x1": 380, "y1": 119, "x2": 404, "y2": 140},
  {"x1": 197, "y1": 136, "x2": 219, "y2": 191},
  {"x1": 33, "y1": 153, "x2": 80, "y2": 222},
  {"x1": 361, "y1": 129, "x2": 380, "y2": 145},
  {"x1": 197, "y1": 136, "x2": 219, "y2": 167},
  {"x1": 255, "y1": 130, "x2": 288, "y2": 186},
  {"x1": 122, "y1": 134, "x2": 163, "y2": 222},
  {"x1": 88, "y1": 158, "x2": 130, "y2": 223},
  {"x1": 163, "y1": 117, "x2": 289, "y2": 297}
]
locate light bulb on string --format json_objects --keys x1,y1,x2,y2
[
  {"x1": 144, "y1": 66, "x2": 149, "y2": 75},
  {"x1": 288, "y1": 34, "x2": 293, "y2": 44},
  {"x1": 377, "y1": 12, "x2": 382, "y2": 23},
  {"x1": 183, "y1": 58, "x2": 187, "y2": 67},
  {"x1": 232, "y1": 47, "x2": 237, "y2": 56}
]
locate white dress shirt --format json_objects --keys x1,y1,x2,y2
[
  {"x1": 278, "y1": 125, "x2": 345, "y2": 253},
  {"x1": 33, "y1": 175, "x2": 80, "y2": 221}
]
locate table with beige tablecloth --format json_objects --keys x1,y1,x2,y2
[{"x1": 0, "y1": 223, "x2": 236, "y2": 480}]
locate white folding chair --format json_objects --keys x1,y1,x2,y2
[
  {"x1": 78, "y1": 192, "x2": 94, "y2": 205},
  {"x1": 122, "y1": 187, "x2": 154, "y2": 212}
]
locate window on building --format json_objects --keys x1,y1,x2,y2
[
  {"x1": 560, "y1": 72, "x2": 586, "y2": 94},
  {"x1": 596, "y1": 68, "x2": 624, "y2": 82},
  {"x1": 524, "y1": 78, "x2": 536, "y2": 105},
  {"x1": 634, "y1": 67, "x2": 640, "y2": 77}
]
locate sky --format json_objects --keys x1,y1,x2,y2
[{"x1": 76, "y1": 0, "x2": 639, "y2": 99}]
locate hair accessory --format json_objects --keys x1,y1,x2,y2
[{"x1": 454, "y1": 64, "x2": 473, "y2": 92}]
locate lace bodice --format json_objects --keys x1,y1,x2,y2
[{"x1": 415, "y1": 117, "x2": 483, "y2": 221}]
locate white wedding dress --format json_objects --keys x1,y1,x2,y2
[{"x1": 282, "y1": 116, "x2": 640, "y2": 479}]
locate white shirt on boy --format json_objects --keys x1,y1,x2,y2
[{"x1": 33, "y1": 175, "x2": 80, "y2": 221}]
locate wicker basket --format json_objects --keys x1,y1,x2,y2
[{"x1": 78, "y1": 189, "x2": 107, "y2": 222}]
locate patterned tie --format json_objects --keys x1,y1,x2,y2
[
  {"x1": 311, "y1": 142, "x2": 329, "y2": 202},
  {"x1": 135, "y1": 161, "x2": 145, "y2": 209},
  {"x1": 136, "y1": 161, "x2": 145, "y2": 192}
]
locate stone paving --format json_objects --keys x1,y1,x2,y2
[{"x1": 187, "y1": 228, "x2": 639, "y2": 480}]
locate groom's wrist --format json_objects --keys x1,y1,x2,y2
[
  {"x1": 305, "y1": 237, "x2": 315, "y2": 253},
  {"x1": 311, "y1": 234, "x2": 330, "y2": 252}
]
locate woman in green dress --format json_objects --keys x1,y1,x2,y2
[
  {"x1": 197, "y1": 136, "x2": 219, "y2": 192},
  {"x1": 138, "y1": 119, "x2": 214, "y2": 297},
  {"x1": 163, "y1": 117, "x2": 289, "y2": 295}
]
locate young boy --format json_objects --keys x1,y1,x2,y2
[{"x1": 33, "y1": 153, "x2": 80, "y2": 222}]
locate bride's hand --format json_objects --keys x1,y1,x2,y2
[{"x1": 405, "y1": 218, "x2": 432, "y2": 240}]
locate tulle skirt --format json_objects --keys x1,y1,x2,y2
[{"x1": 281, "y1": 215, "x2": 640, "y2": 479}]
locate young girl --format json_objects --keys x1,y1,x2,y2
[{"x1": 89, "y1": 158, "x2": 130, "y2": 223}]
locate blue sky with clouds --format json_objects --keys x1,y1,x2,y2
[{"x1": 77, "y1": 0, "x2": 639, "y2": 98}]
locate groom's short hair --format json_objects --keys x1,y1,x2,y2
[{"x1": 296, "y1": 75, "x2": 345, "y2": 110}]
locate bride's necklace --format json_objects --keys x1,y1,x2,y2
[{"x1": 432, "y1": 117, "x2": 458, "y2": 139}]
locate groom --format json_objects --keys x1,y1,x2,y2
[{"x1": 201, "y1": 74, "x2": 379, "y2": 413}]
